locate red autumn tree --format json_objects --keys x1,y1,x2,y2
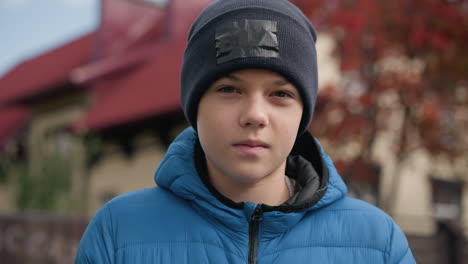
[{"x1": 295, "y1": 0, "x2": 468, "y2": 209}]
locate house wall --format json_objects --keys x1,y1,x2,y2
[
  {"x1": 85, "y1": 122, "x2": 187, "y2": 215},
  {"x1": 27, "y1": 91, "x2": 89, "y2": 212},
  {"x1": 86, "y1": 139, "x2": 165, "y2": 215},
  {"x1": 0, "y1": 185, "x2": 16, "y2": 212},
  {"x1": 388, "y1": 149, "x2": 436, "y2": 236}
]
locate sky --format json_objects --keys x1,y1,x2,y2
[{"x1": 0, "y1": 0, "x2": 100, "y2": 77}]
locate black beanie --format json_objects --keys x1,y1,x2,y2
[{"x1": 180, "y1": 0, "x2": 318, "y2": 135}]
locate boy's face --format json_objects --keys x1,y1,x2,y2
[{"x1": 197, "y1": 69, "x2": 303, "y2": 185}]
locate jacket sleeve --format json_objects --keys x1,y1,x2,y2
[
  {"x1": 387, "y1": 220, "x2": 416, "y2": 264},
  {"x1": 75, "y1": 204, "x2": 116, "y2": 264}
]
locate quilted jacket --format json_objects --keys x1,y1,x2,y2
[{"x1": 75, "y1": 128, "x2": 415, "y2": 263}]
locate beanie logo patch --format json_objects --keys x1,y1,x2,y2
[{"x1": 215, "y1": 19, "x2": 279, "y2": 64}]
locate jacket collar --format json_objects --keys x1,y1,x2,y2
[{"x1": 154, "y1": 127, "x2": 348, "y2": 235}]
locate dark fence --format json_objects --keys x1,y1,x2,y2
[
  {"x1": 0, "y1": 213, "x2": 88, "y2": 264},
  {"x1": 408, "y1": 233, "x2": 468, "y2": 264}
]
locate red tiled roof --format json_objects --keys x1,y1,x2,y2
[
  {"x1": 98, "y1": 0, "x2": 166, "y2": 58},
  {"x1": 70, "y1": 39, "x2": 163, "y2": 86},
  {"x1": 0, "y1": 106, "x2": 30, "y2": 150},
  {"x1": 0, "y1": 33, "x2": 96, "y2": 104},
  {"x1": 73, "y1": 1, "x2": 218, "y2": 132},
  {"x1": 71, "y1": 3, "x2": 167, "y2": 85},
  {"x1": 74, "y1": 38, "x2": 185, "y2": 132}
]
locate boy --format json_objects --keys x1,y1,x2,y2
[{"x1": 75, "y1": 0, "x2": 416, "y2": 263}]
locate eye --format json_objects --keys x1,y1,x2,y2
[
  {"x1": 272, "y1": 90, "x2": 293, "y2": 98},
  {"x1": 217, "y1": 85, "x2": 239, "y2": 94}
]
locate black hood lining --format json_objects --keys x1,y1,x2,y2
[
  {"x1": 195, "y1": 142, "x2": 244, "y2": 209},
  {"x1": 194, "y1": 131, "x2": 329, "y2": 213}
]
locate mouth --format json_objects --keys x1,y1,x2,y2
[{"x1": 232, "y1": 140, "x2": 270, "y2": 155}]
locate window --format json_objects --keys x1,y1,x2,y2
[
  {"x1": 44, "y1": 127, "x2": 73, "y2": 158},
  {"x1": 431, "y1": 178, "x2": 463, "y2": 220}
]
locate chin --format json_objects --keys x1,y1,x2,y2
[{"x1": 227, "y1": 167, "x2": 273, "y2": 183}]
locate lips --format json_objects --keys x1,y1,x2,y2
[{"x1": 233, "y1": 140, "x2": 270, "y2": 155}]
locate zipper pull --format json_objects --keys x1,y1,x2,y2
[{"x1": 251, "y1": 205, "x2": 263, "y2": 222}]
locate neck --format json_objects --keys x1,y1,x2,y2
[{"x1": 206, "y1": 161, "x2": 291, "y2": 206}]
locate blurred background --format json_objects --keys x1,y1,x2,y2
[{"x1": 0, "y1": 0, "x2": 467, "y2": 263}]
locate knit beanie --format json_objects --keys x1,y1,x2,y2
[{"x1": 180, "y1": 0, "x2": 318, "y2": 135}]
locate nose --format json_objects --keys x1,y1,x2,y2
[{"x1": 239, "y1": 96, "x2": 269, "y2": 128}]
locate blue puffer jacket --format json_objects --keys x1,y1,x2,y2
[{"x1": 75, "y1": 128, "x2": 415, "y2": 263}]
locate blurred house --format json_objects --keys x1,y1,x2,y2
[
  {"x1": 0, "y1": 0, "x2": 205, "y2": 214},
  {"x1": 0, "y1": 0, "x2": 466, "y2": 263},
  {"x1": 0, "y1": 32, "x2": 95, "y2": 213}
]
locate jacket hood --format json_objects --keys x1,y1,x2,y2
[{"x1": 154, "y1": 127, "x2": 347, "y2": 235}]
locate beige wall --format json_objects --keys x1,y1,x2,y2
[
  {"x1": 388, "y1": 150, "x2": 436, "y2": 236},
  {"x1": 86, "y1": 137, "x2": 166, "y2": 215},
  {"x1": 28, "y1": 93, "x2": 89, "y2": 212},
  {"x1": 0, "y1": 91, "x2": 89, "y2": 213},
  {"x1": 0, "y1": 185, "x2": 16, "y2": 213}
]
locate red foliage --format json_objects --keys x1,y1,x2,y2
[{"x1": 308, "y1": 0, "x2": 467, "y2": 170}]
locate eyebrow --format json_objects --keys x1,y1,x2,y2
[
  {"x1": 224, "y1": 74, "x2": 291, "y2": 86},
  {"x1": 224, "y1": 74, "x2": 244, "y2": 82},
  {"x1": 272, "y1": 79, "x2": 291, "y2": 86}
]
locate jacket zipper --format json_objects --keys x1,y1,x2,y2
[{"x1": 248, "y1": 205, "x2": 263, "y2": 264}]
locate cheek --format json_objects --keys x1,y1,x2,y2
[
  {"x1": 276, "y1": 107, "x2": 302, "y2": 131},
  {"x1": 274, "y1": 108, "x2": 302, "y2": 150},
  {"x1": 197, "y1": 101, "x2": 233, "y2": 150},
  {"x1": 198, "y1": 109, "x2": 230, "y2": 136},
  {"x1": 197, "y1": 98, "x2": 217, "y2": 133}
]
